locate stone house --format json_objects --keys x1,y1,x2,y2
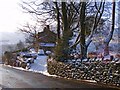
[{"x1": 38, "y1": 25, "x2": 57, "y2": 52}]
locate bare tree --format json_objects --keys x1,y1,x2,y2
[
  {"x1": 103, "y1": 0, "x2": 116, "y2": 56},
  {"x1": 16, "y1": 40, "x2": 25, "y2": 50},
  {"x1": 79, "y1": 2, "x2": 87, "y2": 59},
  {"x1": 70, "y1": 0, "x2": 105, "y2": 59},
  {"x1": 118, "y1": 1, "x2": 120, "y2": 54},
  {"x1": 19, "y1": 0, "x2": 109, "y2": 60},
  {"x1": 19, "y1": 22, "x2": 40, "y2": 52},
  {"x1": 54, "y1": 2, "x2": 60, "y2": 40}
]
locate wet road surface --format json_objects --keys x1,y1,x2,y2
[{"x1": 0, "y1": 64, "x2": 119, "y2": 89}]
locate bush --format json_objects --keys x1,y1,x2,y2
[
  {"x1": 3, "y1": 51, "x2": 13, "y2": 65},
  {"x1": 54, "y1": 42, "x2": 65, "y2": 61},
  {"x1": 54, "y1": 39, "x2": 71, "y2": 62},
  {"x1": 21, "y1": 62, "x2": 27, "y2": 69},
  {"x1": 12, "y1": 48, "x2": 28, "y2": 53},
  {"x1": 21, "y1": 48, "x2": 29, "y2": 52}
]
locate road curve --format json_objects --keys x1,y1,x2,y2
[{"x1": 0, "y1": 64, "x2": 119, "y2": 90}]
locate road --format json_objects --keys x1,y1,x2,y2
[{"x1": 0, "y1": 64, "x2": 119, "y2": 90}]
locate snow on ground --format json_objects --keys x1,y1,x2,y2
[
  {"x1": 15, "y1": 48, "x2": 56, "y2": 76},
  {"x1": 29, "y1": 55, "x2": 55, "y2": 76},
  {"x1": 104, "y1": 55, "x2": 111, "y2": 60},
  {"x1": 6, "y1": 65, "x2": 28, "y2": 71},
  {"x1": 4, "y1": 55, "x2": 98, "y2": 83},
  {"x1": 5, "y1": 55, "x2": 57, "y2": 77},
  {"x1": 83, "y1": 80, "x2": 96, "y2": 83}
]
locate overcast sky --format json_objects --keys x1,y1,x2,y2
[
  {"x1": 0, "y1": 0, "x2": 119, "y2": 33},
  {"x1": 0, "y1": 0, "x2": 32, "y2": 32}
]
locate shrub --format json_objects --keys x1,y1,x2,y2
[
  {"x1": 54, "y1": 39, "x2": 71, "y2": 62},
  {"x1": 3, "y1": 51, "x2": 13, "y2": 65},
  {"x1": 21, "y1": 62, "x2": 27, "y2": 69}
]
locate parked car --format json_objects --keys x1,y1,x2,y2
[
  {"x1": 38, "y1": 49, "x2": 45, "y2": 55},
  {"x1": 23, "y1": 54, "x2": 37, "y2": 59},
  {"x1": 45, "y1": 51, "x2": 52, "y2": 55}
]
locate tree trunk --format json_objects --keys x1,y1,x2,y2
[
  {"x1": 104, "y1": 0, "x2": 116, "y2": 56},
  {"x1": 80, "y1": 2, "x2": 87, "y2": 59},
  {"x1": 61, "y1": 2, "x2": 69, "y2": 60},
  {"x1": 34, "y1": 31, "x2": 39, "y2": 53},
  {"x1": 62, "y1": 2, "x2": 69, "y2": 46},
  {"x1": 118, "y1": 1, "x2": 120, "y2": 53},
  {"x1": 54, "y1": 2, "x2": 60, "y2": 40},
  {"x1": 104, "y1": 43, "x2": 109, "y2": 56}
]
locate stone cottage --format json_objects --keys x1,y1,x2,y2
[{"x1": 38, "y1": 25, "x2": 57, "y2": 52}]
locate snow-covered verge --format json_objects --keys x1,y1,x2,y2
[
  {"x1": 4, "y1": 54, "x2": 98, "y2": 83},
  {"x1": 29, "y1": 55, "x2": 56, "y2": 76},
  {"x1": 2, "y1": 48, "x2": 120, "y2": 86},
  {"x1": 5, "y1": 55, "x2": 57, "y2": 77}
]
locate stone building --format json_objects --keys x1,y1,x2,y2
[{"x1": 38, "y1": 25, "x2": 57, "y2": 52}]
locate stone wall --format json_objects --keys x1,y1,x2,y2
[
  {"x1": 47, "y1": 59, "x2": 80, "y2": 79},
  {"x1": 47, "y1": 58, "x2": 120, "y2": 87}
]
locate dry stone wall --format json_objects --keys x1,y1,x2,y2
[{"x1": 47, "y1": 58, "x2": 120, "y2": 87}]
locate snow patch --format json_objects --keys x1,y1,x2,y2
[
  {"x1": 104, "y1": 55, "x2": 111, "y2": 60},
  {"x1": 6, "y1": 65, "x2": 28, "y2": 71},
  {"x1": 5, "y1": 55, "x2": 57, "y2": 77},
  {"x1": 83, "y1": 80, "x2": 97, "y2": 83},
  {"x1": 88, "y1": 42, "x2": 96, "y2": 53}
]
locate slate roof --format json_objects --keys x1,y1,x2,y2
[{"x1": 38, "y1": 25, "x2": 57, "y2": 43}]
